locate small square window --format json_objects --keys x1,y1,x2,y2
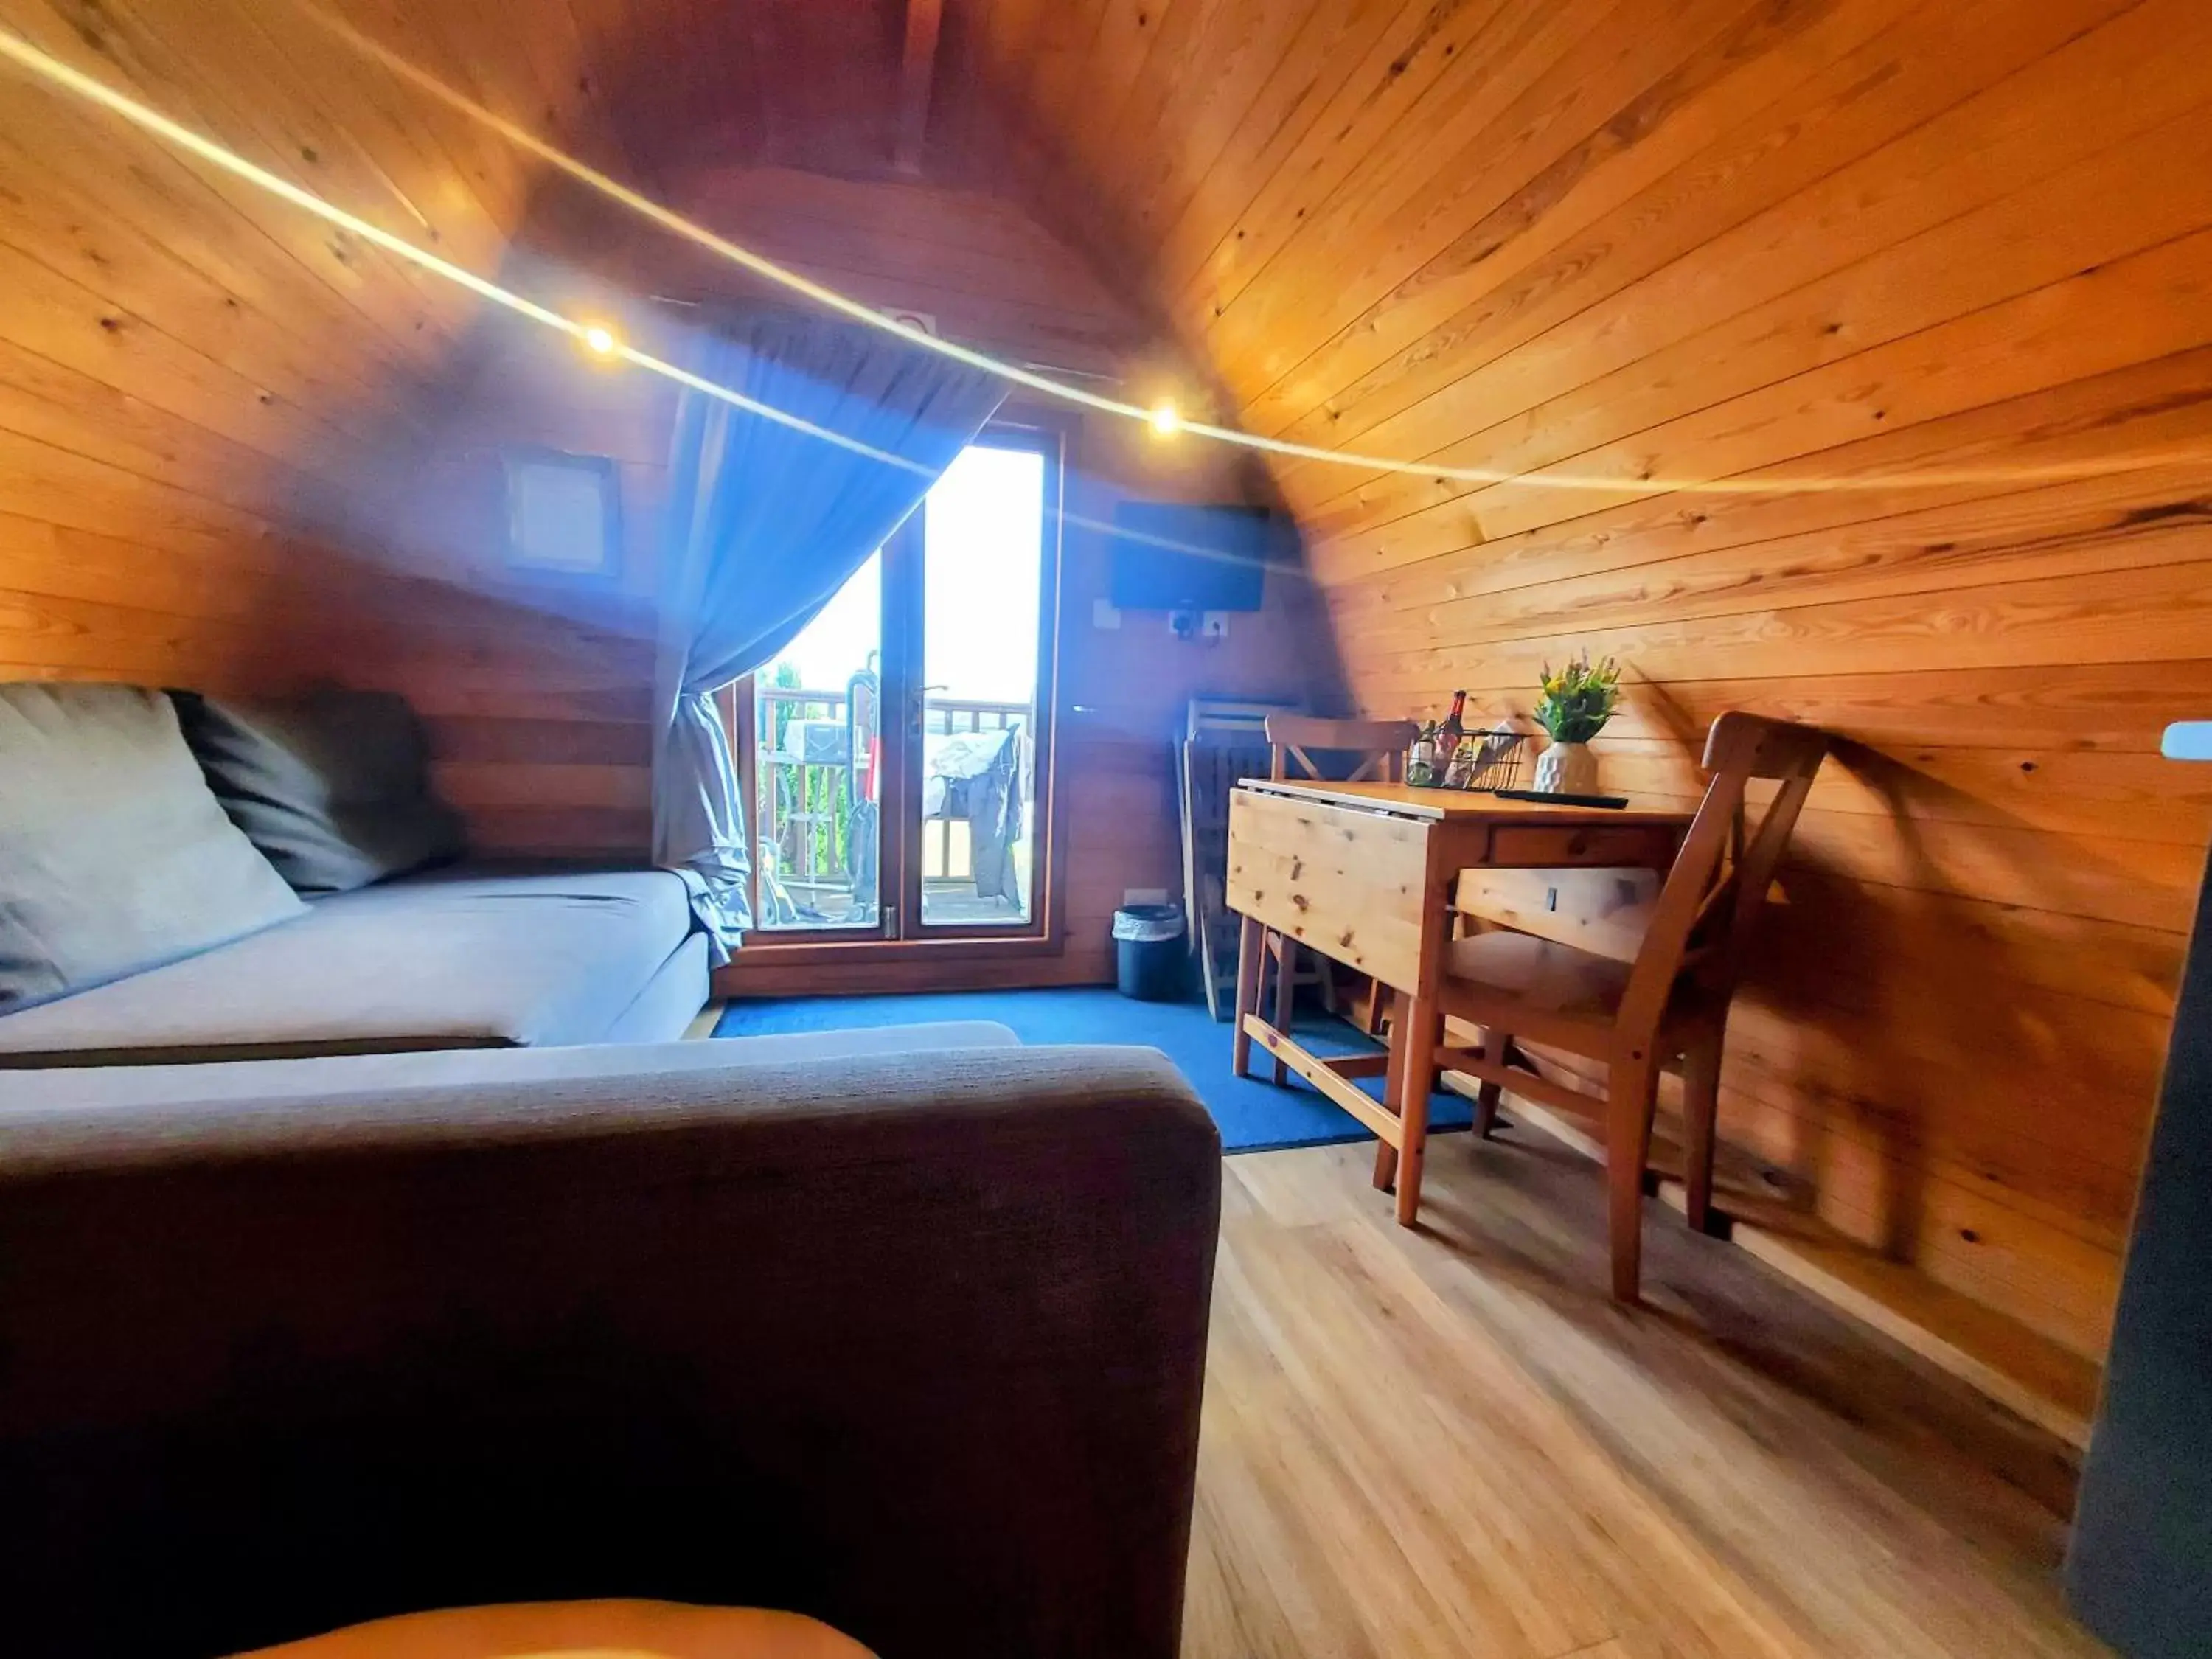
[{"x1": 504, "y1": 449, "x2": 621, "y2": 580}]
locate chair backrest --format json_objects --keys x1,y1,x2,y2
[
  {"x1": 1613, "y1": 712, "x2": 1830, "y2": 1040},
  {"x1": 1264, "y1": 714, "x2": 1420, "y2": 785}
]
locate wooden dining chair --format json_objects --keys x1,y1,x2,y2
[
  {"x1": 1395, "y1": 712, "x2": 1830, "y2": 1301},
  {"x1": 1234, "y1": 714, "x2": 1419, "y2": 1082}
]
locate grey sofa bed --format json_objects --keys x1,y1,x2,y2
[
  {"x1": 0, "y1": 681, "x2": 709, "y2": 1067},
  {"x1": 0, "y1": 682, "x2": 1226, "y2": 1658},
  {"x1": 0, "y1": 863, "x2": 710, "y2": 1067},
  {"x1": 0, "y1": 1033, "x2": 1222, "y2": 1658}
]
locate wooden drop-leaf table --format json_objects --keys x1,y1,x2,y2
[{"x1": 1226, "y1": 777, "x2": 1694, "y2": 1225}]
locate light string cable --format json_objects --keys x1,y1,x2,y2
[
  {"x1": 266, "y1": 4, "x2": 2211, "y2": 494},
  {"x1": 0, "y1": 24, "x2": 1302, "y2": 576},
  {"x1": 0, "y1": 26, "x2": 922, "y2": 469},
  {"x1": 0, "y1": 24, "x2": 1295, "y2": 583},
  {"x1": 6, "y1": 19, "x2": 2202, "y2": 497}
]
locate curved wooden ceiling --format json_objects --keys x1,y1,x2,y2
[{"x1": 4, "y1": 0, "x2": 2211, "y2": 1380}]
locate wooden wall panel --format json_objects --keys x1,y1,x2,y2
[
  {"x1": 967, "y1": 0, "x2": 2212, "y2": 1360},
  {"x1": 0, "y1": 0, "x2": 1342, "y2": 914},
  {"x1": 6, "y1": 0, "x2": 2198, "y2": 1369},
  {"x1": 0, "y1": 0, "x2": 751, "y2": 860},
  {"x1": 0, "y1": 0, "x2": 591, "y2": 847}
]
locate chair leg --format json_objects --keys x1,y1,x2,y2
[
  {"x1": 1314, "y1": 955, "x2": 1340, "y2": 1018},
  {"x1": 1394, "y1": 995, "x2": 1442, "y2": 1227},
  {"x1": 1606, "y1": 1050, "x2": 1663, "y2": 1301},
  {"x1": 1362, "y1": 978, "x2": 1389, "y2": 1037},
  {"x1": 1681, "y1": 1025, "x2": 1725, "y2": 1237},
  {"x1": 1473, "y1": 1027, "x2": 1509, "y2": 1139},
  {"x1": 1231, "y1": 914, "x2": 1262, "y2": 1079},
  {"x1": 1270, "y1": 932, "x2": 1297, "y2": 1086}
]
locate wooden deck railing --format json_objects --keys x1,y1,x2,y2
[{"x1": 751, "y1": 684, "x2": 1029, "y2": 891}]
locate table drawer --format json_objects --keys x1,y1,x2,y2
[{"x1": 1482, "y1": 821, "x2": 1679, "y2": 869}]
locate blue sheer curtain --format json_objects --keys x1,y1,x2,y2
[{"x1": 653, "y1": 312, "x2": 1006, "y2": 959}]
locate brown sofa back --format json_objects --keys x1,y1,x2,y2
[{"x1": 0, "y1": 1046, "x2": 1222, "y2": 1658}]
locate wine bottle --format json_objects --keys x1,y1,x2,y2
[
  {"x1": 1438, "y1": 688, "x2": 1467, "y2": 754},
  {"x1": 1407, "y1": 720, "x2": 1439, "y2": 787},
  {"x1": 1433, "y1": 690, "x2": 1467, "y2": 787}
]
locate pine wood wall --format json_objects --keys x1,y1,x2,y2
[
  {"x1": 961, "y1": 0, "x2": 2212, "y2": 1360},
  {"x1": 0, "y1": 0, "x2": 1343, "y2": 957},
  {"x1": 0, "y1": 0, "x2": 655, "y2": 849}
]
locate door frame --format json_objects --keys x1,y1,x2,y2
[{"x1": 717, "y1": 406, "x2": 1074, "y2": 984}]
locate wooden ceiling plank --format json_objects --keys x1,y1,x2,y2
[
  {"x1": 894, "y1": 0, "x2": 945, "y2": 174},
  {"x1": 1275, "y1": 0, "x2": 2177, "y2": 521},
  {"x1": 0, "y1": 128, "x2": 422, "y2": 448},
  {"x1": 1307, "y1": 219, "x2": 2212, "y2": 580},
  {"x1": 1090, "y1": 0, "x2": 1219, "y2": 210},
  {"x1": 1171, "y1": 0, "x2": 1533, "y2": 322},
  {"x1": 1077, "y1": 0, "x2": 1186, "y2": 192},
  {"x1": 0, "y1": 0, "x2": 454, "y2": 371},
  {"x1": 97, "y1": 0, "x2": 483, "y2": 357},
  {"x1": 1201, "y1": 0, "x2": 1755, "y2": 391},
  {"x1": 0, "y1": 267, "x2": 373, "y2": 504},
  {"x1": 223, "y1": 0, "x2": 525, "y2": 270},
  {"x1": 1150, "y1": 0, "x2": 1388, "y2": 291},
  {"x1": 1118, "y1": 0, "x2": 1322, "y2": 245},
  {"x1": 1297, "y1": 87, "x2": 2212, "y2": 554},
  {"x1": 1239, "y1": 0, "x2": 1930, "y2": 442},
  {"x1": 1314, "y1": 347, "x2": 2212, "y2": 605}
]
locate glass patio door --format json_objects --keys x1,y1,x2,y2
[
  {"x1": 910, "y1": 439, "x2": 1048, "y2": 931},
  {"x1": 734, "y1": 423, "x2": 1059, "y2": 944},
  {"x1": 740, "y1": 552, "x2": 884, "y2": 932}
]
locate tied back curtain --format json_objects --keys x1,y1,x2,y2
[{"x1": 653, "y1": 312, "x2": 1006, "y2": 959}]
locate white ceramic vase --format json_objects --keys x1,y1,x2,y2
[{"x1": 1534, "y1": 739, "x2": 1599, "y2": 796}]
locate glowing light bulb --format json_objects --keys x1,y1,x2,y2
[
  {"x1": 582, "y1": 324, "x2": 618, "y2": 356},
  {"x1": 1149, "y1": 402, "x2": 1181, "y2": 437}
]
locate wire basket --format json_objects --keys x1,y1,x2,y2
[{"x1": 1447, "y1": 728, "x2": 1529, "y2": 792}]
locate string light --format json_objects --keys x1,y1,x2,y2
[
  {"x1": 1, "y1": 21, "x2": 2199, "y2": 498},
  {"x1": 272, "y1": 0, "x2": 2208, "y2": 498},
  {"x1": 0, "y1": 27, "x2": 929, "y2": 473},
  {"x1": 0, "y1": 26, "x2": 1288, "y2": 584}
]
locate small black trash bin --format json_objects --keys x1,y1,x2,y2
[{"x1": 1113, "y1": 903, "x2": 1187, "y2": 1001}]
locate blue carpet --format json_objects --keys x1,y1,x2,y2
[{"x1": 712, "y1": 987, "x2": 1472, "y2": 1155}]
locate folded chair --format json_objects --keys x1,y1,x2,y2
[
  {"x1": 1233, "y1": 715, "x2": 1419, "y2": 1082},
  {"x1": 1399, "y1": 712, "x2": 1829, "y2": 1301}
]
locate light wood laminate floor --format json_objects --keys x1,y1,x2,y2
[{"x1": 1183, "y1": 1136, "x2": 2108, "y2": 1659}]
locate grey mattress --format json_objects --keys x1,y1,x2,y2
[{"x1": 0, "y1": 865, "x2": 701, "y2": 1067}]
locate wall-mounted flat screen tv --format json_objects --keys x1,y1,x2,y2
[{"x1": 1109, "y1": 501, "x2": 1285, "y2": 612}]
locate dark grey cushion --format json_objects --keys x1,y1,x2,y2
[
  {"x1": 0, "y1": 865, "x2": 696, "y2": 1065},
  {"x1": 0, "y1": 682, "x2": 305, "y2": 1014},
  {"x1": 175, "y1": 687, "x2": 465, "y2": 894}
]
